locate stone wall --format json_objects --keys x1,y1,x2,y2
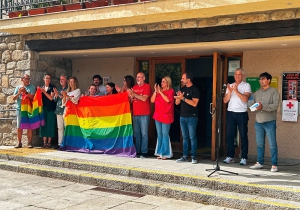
[
  {"x1": 24, "y1": 9, "x2": 300, "y2": 41},
  {"x1": 0, "y1": 34, "x2": 72, "y2": 146}
]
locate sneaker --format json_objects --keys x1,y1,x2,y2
[
  {"x1": 176, "y1": 157, "x2": 187, "y2": 163},
  {"x1": 27, "y1": 144, "x2": 33, "y2": 148},
  {"x1": 250, "y1": 162, "x2": 263, "y2": 169},
  {"x1": 239, "y1": 158, "x2": 247, "y2": 166},
  {"x1": 14, "y1": 142, "x2": 22, "y2": 148},
  {"x1": 191, "y1": 159, "x2": 197, "y2": 164},
  {"x1": 140, "y1": 155, "x2": 147, "y2": 158},
  {"x1": 223, "y1": 157, "x2": 234, "y2": 164},
  {"x1": 271, "y1": 166, "x2": 278, "y2": 172}
]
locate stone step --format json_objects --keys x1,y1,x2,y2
[
  {"x1": 0, "y1": 159, "x2": 299, "y2": 210},
  {"x1": 0, "y1": 152, "x2": 300, "y2": 205}
]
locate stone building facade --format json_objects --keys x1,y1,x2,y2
[
  {"x1": 0, "y1": 34, "x2": 71, "y2": 146},
  {"x1": 0, "y1": 0, "x2": 299, "y2": 162}
]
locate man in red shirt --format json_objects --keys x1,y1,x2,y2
[{"x1": 127, "y1": 72, "x2": 151, "y2": 158}]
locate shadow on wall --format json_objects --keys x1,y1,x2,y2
[{"x1": 33, "y1": 56, "x2": 72, "y2": 87}]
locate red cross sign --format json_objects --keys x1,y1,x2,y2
[{"x1": 287, "y1": 102, "x2": 294, "y2": 109}]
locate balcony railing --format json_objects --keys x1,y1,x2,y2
[
  {"x1": 0, "y1": 0, "x2": 71, "y2": 19},
  {"x1": 0, "y1": 0, "x2": 148, "y2": 19}
]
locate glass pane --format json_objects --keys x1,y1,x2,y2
[
  {"x1": 155, "y1": 63, "x2": 182, "y2": 143},
  {"x1": 139, "y1": 60, "x2": 149, "y2": 83}
]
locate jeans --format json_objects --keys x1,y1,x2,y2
[
  {"x1": 255, "y1": 120, "x2": 278, "y2": 166},
  {"x1": 180, "y1": 117, "x2": 198, "y2": 158},
  {"x1": 56, "y1": 114, "x2": 65, "y2": 145},
  {"x1": 154, "y1": 120, "x2": 172, "y2": 158},
  {"x1": 133, "y1": 115, "x2": 150, "y2": 155},
  {"x1": 226, "y1": 111, "x2": 249, "y2": 159}
]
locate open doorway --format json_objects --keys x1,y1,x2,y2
[{"x1": 186, "y1": 57, "x2": 213, "y2": 155}]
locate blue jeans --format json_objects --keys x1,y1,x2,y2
[
  {"x1": 226, "y1": 111, "x2": 249, "y2": 159},
  {"x1": 255, "y1": 120, "x2": 278, "y2": 166},
  {"x1": 133, "y1": 115, "x2": 150, "y2": 155},
  {"x1": 180, "y1": 117, "x2": 198, "y2": 158},
  {"x1": 155, "y1": 120, "x2": 172, "y2": 157}
]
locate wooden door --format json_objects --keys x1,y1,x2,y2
[{"x1": 211, "y1": 52, "x2": 224, "y2": 160}]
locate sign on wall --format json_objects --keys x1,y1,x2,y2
[
  {"x1": 282, "y1": 100, "x2": 298, "y2": 122},
  {"x1": 246, "y1": 77, "x2": 278, "y2": 92},
  {"x1": 228, "y1": 60, "x2": 240, "y2": 76},
  {"x1": 282, "y1": 73, "x2": 300, "y2": 102}
]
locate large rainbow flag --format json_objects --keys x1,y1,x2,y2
[
  {"x1": 20, "y1": 88, "x2": 44, "y2": 130},
  {"x1": 61, "y1": 92, "x2": 136, "y2": 157}
]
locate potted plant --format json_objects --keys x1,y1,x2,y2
[
  {"x1": 64, "y1": 0, "x2": 84, "y2": 11},
  {"x1": 28, "y1": 1, "x2": 47, "y2": 16},
  {"x1": 46, "y1": 0, "x2": 66, "y2": 13},
  {"x1": 8, "y1": 3, "x2": 28, "y2": 18},
  {"x1": 84, "y1": 0, "x2": 108, "y2": 9}
]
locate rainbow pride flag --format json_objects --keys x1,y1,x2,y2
[
  {"x1": 61, "y1": 92, "x2": 136, "y2": 157},
  {"x1": 20, "y1": 88, "x2": 44, "y2": 130}
]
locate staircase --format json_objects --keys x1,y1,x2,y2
[{"x1": 0, "y1": 148, "x2": 299, "y2": 209}]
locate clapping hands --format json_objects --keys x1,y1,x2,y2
[
  {"x1": 174, "y1": 90, "x2": 185, "y2": 100},
  {"x1": 154, "y1": 83, "x2": 161, "y2": 93}
]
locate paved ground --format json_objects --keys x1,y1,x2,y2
[{"x1": 0, "y1": 169, "x2": 234, "y2": 210}]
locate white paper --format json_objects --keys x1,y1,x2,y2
[{"x1": 282, "y1": 100, "x2": 298, "y2": 122}]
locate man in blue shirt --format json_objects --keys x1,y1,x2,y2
[{"x1": 13, "y1": 74, "x2": 36, "y2": 148}]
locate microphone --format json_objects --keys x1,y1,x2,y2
[{"x1": 222, "y1": 84, "x2": 227, "y2": 93}]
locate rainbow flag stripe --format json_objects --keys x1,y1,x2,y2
[
  {"x1": 61, "y1": 92, "x2": 136, "y2": 157},
  {"x1": 20, "y1": 88, "x2": 44, "y2": 130}
]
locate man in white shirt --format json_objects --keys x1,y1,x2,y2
[{"x1": 223, "y1": 68, "x2": 251, "y2": 166}]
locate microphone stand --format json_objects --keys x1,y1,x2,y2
[{"x1": 206, "y1": 85, "x2": 238, "y2": 177}]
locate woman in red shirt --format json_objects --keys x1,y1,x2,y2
[{"x1": 151, "y1": 76, "x2": 174, "y2": 160}]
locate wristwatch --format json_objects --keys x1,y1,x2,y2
[{"x1": 183, "y1": 97, "x2": 186, "y2": 101}]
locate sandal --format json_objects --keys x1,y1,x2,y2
[
  {"x1": 157, "y1": 156, "x2": 162, "y2": 159},
  {"x1": 47, "y1": 143, "x2": 51, "y2": 148},
  {"x1": 42, "y1": 142, "x2": 47, "y2": 148},
  {"x1": 162, "y1": 157, "x2": 167, "y2": 160}
]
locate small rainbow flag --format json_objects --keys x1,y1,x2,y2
[
  {"x1": 61, "y1": 92, "x2": 136, "y2": 157},
  {"x1": 20, "y1": 88, "x2": 44, "y2": 130}
]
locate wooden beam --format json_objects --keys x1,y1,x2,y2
[{"x1": 26, "y1": 19, "x2": 300, "y2": 52}]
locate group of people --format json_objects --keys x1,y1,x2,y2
[
  {"x1": 13, "y1": 68, "x2": 279, "y2": 171},
  {"x1": 223, "y1": 68, "x2": 279, "y2": 172},
  {"x1": 127, "y1": 71, "x2": 200, "y2": 164},
  {"x1": 13, "y1": 73, "x2": 133, "y2": 149}
]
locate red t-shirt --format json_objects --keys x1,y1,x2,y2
[
  {"x1": 132, "y1": 83, "x2": 151, "y2": 116},
  {"x1": 153, "y1": 89, "x2": 175, "y2": 124}
]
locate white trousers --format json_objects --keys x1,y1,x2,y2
[{"x1": 56, "y1": 114, "x2": 65, "y2": 145}]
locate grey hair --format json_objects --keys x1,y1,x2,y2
[
  {"x1": 60, "y1": 74, "x2": 68, "y2": 79},
  {"x1": 235, "y1": 68, "x2": 245, "y2": 75},
  {"x1": 22, "y1": 73, "x2": 30, "y2": 78}
]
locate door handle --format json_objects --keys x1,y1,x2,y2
[{"x1": 210, "y1": 103, "x2": 213, "y2": 114}]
